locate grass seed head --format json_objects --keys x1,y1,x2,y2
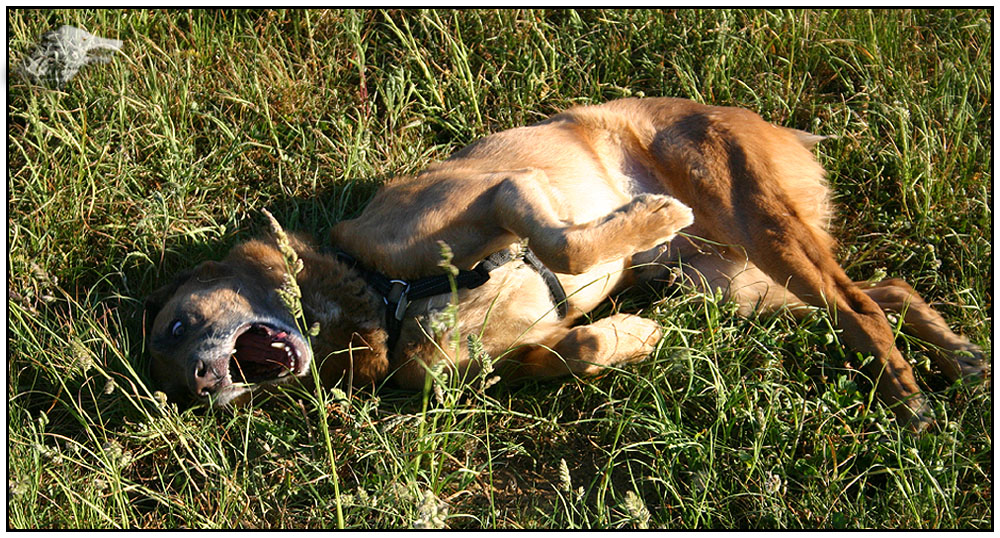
[
  {"x1": 558, "y1": 458, "x2": 572, "y2": 493},
  {"x1": 262, "y1": 209, "x2": 314, "y2": 335},
  {"x1": 623, "y1": 490, "x2": 651, "y2": 529},
  {"x1": 411, "y1": 489, "x2": 448, "y2": 529},
  {"x1": 436, "y1": 240, "x2": 458, "y2": 277}
]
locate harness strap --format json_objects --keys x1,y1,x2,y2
[
  {"x1": 334, "y1": 246, "x2": 568, "y2": 351},
  {"x1": 523, "y1": 248, "x2": 569, "y2": 319}
]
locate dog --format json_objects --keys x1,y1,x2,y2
[{"x1": 145, "y1": 97, "x2": 986, "y2": 430}]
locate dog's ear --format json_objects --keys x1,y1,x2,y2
[
  {"x1": 317, "y1": 323, "x2": 390, "y2": 389},
  {"x1": 143, "y1": 268, "x2": 194, "y2": 337},
  {"x1": 348, "y1": 326, "x2": 390, "y2": 387}
]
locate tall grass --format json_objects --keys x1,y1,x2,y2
[{"x1": 7, "y1": 9, "x2": 991, "y2": 528}]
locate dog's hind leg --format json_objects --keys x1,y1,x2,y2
[
  {"x1": 502, "y1": 313, "x2": 661, "y2": 379},
  {"x1": 492, "y1": 169, "x2": 693, "y2": 275},
  {"x1": 723, "y1": 211, "x2": 933, "y2": 429},
  {"x1": 647, "y1": 110, "x2": 934, "y2": 430},
  {"x1": 636, "y1": 246, "x2": 987, "y2": 387},
  {"x1": 860, "y1": 278, "x2": 987, "y2": 382}
]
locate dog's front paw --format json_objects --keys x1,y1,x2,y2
[
  {"x1": 661, "y1": 196, "x2": 695, "y2": 232},
  {"x1": 626, "y1": 194, "x2": 694, "y2": 247},
  {"x1": 601, "y1": 313, "x2": 662, "y2": 362}
]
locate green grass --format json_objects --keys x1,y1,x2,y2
[{"x1": 7, "y1": 8, "x2": 992, "y2": 529}]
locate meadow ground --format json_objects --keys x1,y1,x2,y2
[{"x1": 6, "y1": 9, "x2": 992, "y2": 528}]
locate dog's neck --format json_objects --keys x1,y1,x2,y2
[{"x1": 278, "y1": 235, "x2": 392, "y2": 387}]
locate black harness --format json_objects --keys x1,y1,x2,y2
[{"x1": 334, "y1": 247, "x2": 568, "y2": 350}]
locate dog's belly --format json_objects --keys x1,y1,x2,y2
[{"x1": 392, "y1": 260, "x2": 568, "y2": 381}]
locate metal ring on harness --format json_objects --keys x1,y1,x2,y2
[{"x1": 333, "y1": 246, "x2": 568, "y2": 351}]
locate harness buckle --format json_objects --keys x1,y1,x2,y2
[{"x1": 385, "y1": 280, "x2": 411, "y2": 321}]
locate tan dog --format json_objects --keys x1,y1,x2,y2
[{"x1": 145, "y1": 97, "x2": 986, "y2": 430}]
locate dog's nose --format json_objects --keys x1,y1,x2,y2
[{"x1": 192, "y1": 360, "x2": 223, "y2": 396}]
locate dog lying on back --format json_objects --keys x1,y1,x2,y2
[{"x1": 145, "y1": 97, "x2": 986, "y2": 430}]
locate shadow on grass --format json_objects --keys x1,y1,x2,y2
[{"x1": 9, "y1": 177, "x2": 389, "y2": 437}]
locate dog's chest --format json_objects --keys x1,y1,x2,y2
[{"x1": 400, "y1": 260, "x2": 564, "y2": 365}]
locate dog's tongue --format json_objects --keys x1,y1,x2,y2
[{"x1": 234, "y1": 328, "x2": 292, "y2": 368}]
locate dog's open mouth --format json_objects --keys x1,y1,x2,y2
[{"x1": 229, "y1": 323, "x2": 303, "y2": 384}]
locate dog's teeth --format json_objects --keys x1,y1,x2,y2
[{"x1": 271, "y1": 342, "x2": 286, "y2": 349}]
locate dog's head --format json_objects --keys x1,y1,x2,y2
[{"x1": 144, "y1": 240, "x2": 314, "y2": 407}]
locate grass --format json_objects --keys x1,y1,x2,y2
[{"x1": 6, "y1": 8, "x2": 992, "y2": 529}]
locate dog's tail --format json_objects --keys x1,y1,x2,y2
[{"x1": 785, "y1": 128, "x2": 831, "y2": 149}]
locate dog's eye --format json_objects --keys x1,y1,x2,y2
[{"x1": 170, "y1": 320, "x2": 185, "y2": 338}]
